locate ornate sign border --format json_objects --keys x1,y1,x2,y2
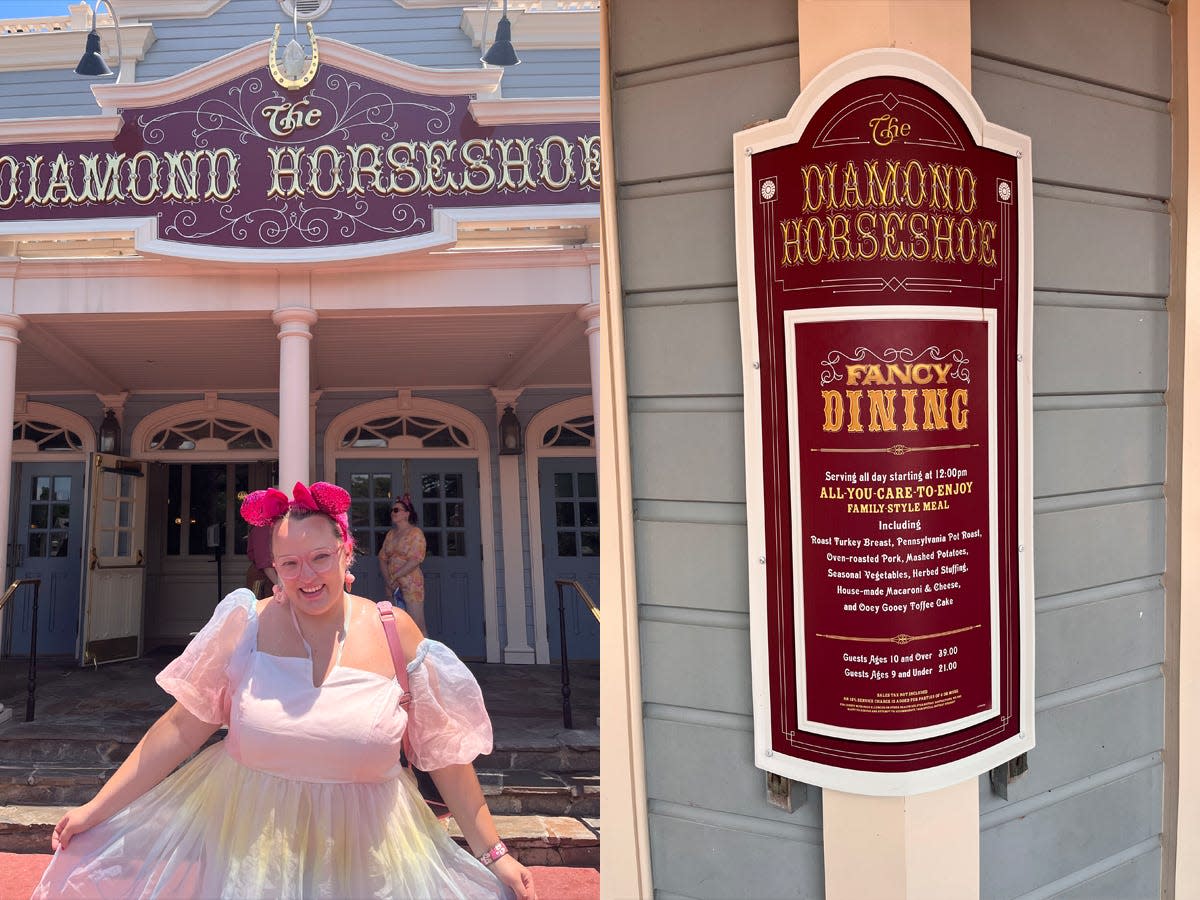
[{"x1": 734, "y1": 49, "x2": 1034, "y2": 796}]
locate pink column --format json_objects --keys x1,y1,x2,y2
[
  {"x1": 272, "y1": 307, "x2": 318, "y2": 489},
  {"x1": 0, "y1": 312, "x2": 24, "y2": 724},
  {"x1": 578, "y1": 294, "x2": 601, "y2": 443}
]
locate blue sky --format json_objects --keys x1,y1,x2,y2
[{"x1": 1, "y1": 1, "x2": 78, "y2": 17}]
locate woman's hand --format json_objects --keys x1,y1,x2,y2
[
  {"x1": 491, "y1": 854, "x2": 538, "y2": 900},
  {"x1": 51, "y1": 802, "x2": 100, "y2": 851}
]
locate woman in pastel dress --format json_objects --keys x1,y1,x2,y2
[
  {"x1": 33, "y1": 481, "x2": 536, "y2": 899},
  {"x1": 379, "y1": 494, "x2": 429, "y2": 634}
]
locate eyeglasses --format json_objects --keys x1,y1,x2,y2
[
  {"x1": 391, "y1": 506, "x2": 405, "y2": 514},
  {"x1": 273, "y1": 546, "x2": 341, "y2": 580}
]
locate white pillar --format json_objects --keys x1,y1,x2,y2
[
  {"x1": 492, "y1": 388, "x2": 535, "y2": 663},
  {"x1": 0, "y1": 312, "x2": 25, "y2": 725},
  {"x1": 580, "y1": 272, "x2": 602, "y2": 440},
  {"x1": 273, "y1": 307, "x2": 318, "y2": 489}
]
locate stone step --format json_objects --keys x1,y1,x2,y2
[
  {"x1": 0, "y1": 764, "x2": 116, "y2": 806},
  {"x1": 0, "y1": 718, "x2": 599, "y2": 774},
  {"x1": 0, "y1": 804, "x2": 600, "y2": 867},
  {"x1": 0, "y1": 762, "x2": 602, "y2": 816},
  {"x1": 447, "y1": 815, "x2": 600, "y2": 869},
  {"x1": 477, "y1": 770, "x2": 600, "y2": 818}
]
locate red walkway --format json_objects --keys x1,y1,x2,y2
[{"x1": 0, "y1": 853, "x2": 598, "y2": 899}]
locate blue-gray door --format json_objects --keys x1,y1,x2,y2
[
  {"x1": 7, "y1": 463, "x2": 84, "y2": 657},
  {"x1": 338, "y1": 459, "x2": 485, "y2": 660},
  {"x1": 540, "y1": 457, "x2": 599, "y2": 661}
]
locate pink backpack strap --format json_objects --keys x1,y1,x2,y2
[
  {"x1": 378, "y1": 601, "x2": 411, "y2": 695},
  {"x1": 378, "y1": 601, "x2": 415, "y2": 764}
]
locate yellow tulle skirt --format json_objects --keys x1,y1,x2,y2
[{"x1": 32, "y1": 742, "x2": 511, "y2": 899}]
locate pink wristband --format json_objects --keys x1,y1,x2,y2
[{"x1": 478, "y1": 841, "x2": 508, "y2": 867}]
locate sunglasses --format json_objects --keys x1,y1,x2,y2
[{"x1": 273, "y1": 546, "x2": 341, "y2": 580}]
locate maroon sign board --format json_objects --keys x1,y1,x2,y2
[
  {"x1": 734, "y1": 50, "x2": 1034, "y2": 795},
  {"x1": 0, "y1": 36, "x2": 598, "y2": 263}
]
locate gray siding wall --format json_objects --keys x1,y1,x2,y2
[
  {"x1": 0, "y1": 0, "x2": 598, "y2": 119},
  {"x1": 611, "y1": 2, "x2": 824, "y2": 898},
  {"x1": 972, "y1": 1, "x2": 1168, "y2": 897},
  {"x1": 613, "y1": 0, "x2": 1169, "y2": 897}
]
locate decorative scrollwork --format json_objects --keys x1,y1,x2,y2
[
  {"x1": 163, "y1": 199, "x2": 424, "y2": 245},
  {"x1": 818, "y1": 345, "x2": 971, "y2": 386}
]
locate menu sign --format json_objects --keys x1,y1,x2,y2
[
  {"x1": 791, "y1": 310, "x2": 997, "y2": 741},
  {"x1": 735, "y1": 50, "x2": 1034, "y2": 795}
]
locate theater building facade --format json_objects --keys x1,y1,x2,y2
[
  {"x1": 601, "y1": 1, "x2": 1200, "y2": 898},
  {"x1": 0, "y1": 1, "x2": 601, "y2": 676}
]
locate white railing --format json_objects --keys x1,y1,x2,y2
[{"x1": 0, "y1": 3, "x2": 114, "y2": 35}]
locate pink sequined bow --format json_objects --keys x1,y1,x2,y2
[{"x1": 240, "y1": 481, "x2": 353, "y2": 545}]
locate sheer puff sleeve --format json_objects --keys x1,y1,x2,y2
[
  {"x1": 155, "y1": 588, "x2": 258, "y2": 726},
  {"x1": 404, "y1": 640, "x2": 494, "y2": 770}
]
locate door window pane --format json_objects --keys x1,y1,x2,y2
[
  {"x1": 426, "y1": 532, "x2": 442, "y2": 556},
  {"x1": 579, "y1": 501, "x2": 599, "y2": 528},
  {"x1": 556, "y1": 502, "x2": 576, "y2": 527},
  {"x1": 29, "y1": 533, "x2": 47, "y2": 557},
  {"x1": 578, "y1": 472, "x2": 597, "y2": 498},
  {"x1": 446, "y1": 531, "x2": 465, "y2": 557},
  {"x1": 372, "y1": 503, "x2": 392, "y2": 529},
  {"x1": 423, "y1": 503, "x2": 441, "y2": 527},
  {"x1": 557, "y1": 531, "x2": 577, "y2": 557},
  {"x1": 350, "y1": 473, "x2": 370, "y2": 498},
  {"x1": 372, "y1": 474, "x2": 392, "y2": 500},
  {"x1": 445, "y1": 502, "x2": 464, "y2": 527},
  {"x1": 421, "y1": 474, "x2": 440, "y2": 499},
  {"x1": 444, "y1": 473, "x2": 463, "y2": 498},
  {"x1": 30, "y1": 506, "x2": 48, "y2": 529},
  {"x1": 53, "y1": 477, "x2": 71, "y2": 501},
  {"x1": 554, "y1": 473, "x2": 573, "y2": 498},
  {"x1": 350, "y1": 500, "x2": 370, "y2": 528},
  {"x1": 52, "y1": 503, "x2": 70, "y2": 528},
  {"x1": 581, "y1": 531, "x2": 599, "y2": 557},
  {"x1": 117, "y1": 531, "x2": 131, "y2": 557}
]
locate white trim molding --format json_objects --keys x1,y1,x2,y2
[
  {"x1": 468, "y1": 97, "x2": 600, "y2": 126},
  {"x1": 460, "y1": 4, "x2": 600, "y2": 51},
  {"x1": 524, "y1": 394, "x2": 593, "y2": 663},
  {"x1": 110, "y1": 0, "x2": 233, "y2": 18},
  {"x1": 92, "y1": 38, "x2": 501, "y2": 110},
  {"x1": 0, "y1": 115, "x2": 123, "y2": 146},
  {"x1": 324, "y1": 394, "x2": 501, "y2": 663}
]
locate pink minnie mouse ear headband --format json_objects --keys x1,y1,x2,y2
[{"x1": 240, "y1": 481, "x2": 354, "y2": 546}]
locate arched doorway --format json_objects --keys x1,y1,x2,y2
[
  {"x1": 525, "y1": 397, "x2": 598, "y2": 662},
  {"x1": 5, "y1": 403, "x2": 94, "y2": 658},
  {"x1": 325, "y1": 395, "x2": 496, "y2": 662},
  {"x1": 130, "y1": 397, "x2": 278, "y2": 645}
]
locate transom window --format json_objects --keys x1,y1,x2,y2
[
  {"x1": 542, "y1": 416, "x2": 595, "y2": 448},
  {"x1": 149, "y1": 418, "x2": 274, "y2": 452},
  {"x1": 342, "y1": 415, "x2": 471, "y2": 450},
  {"x1": 14, "y1": 420, "x2": 84, "y2": 452}
]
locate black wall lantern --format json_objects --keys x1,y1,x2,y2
[
  {"x1": 498, "y1": 405, "x2": 523, "y2": 455},
  {"x1": 74, "y1": 1, "x2": 124, "y2": 79},
  {"x1": 98, "y1": 409, "x2": 121, "y2": 454}
]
